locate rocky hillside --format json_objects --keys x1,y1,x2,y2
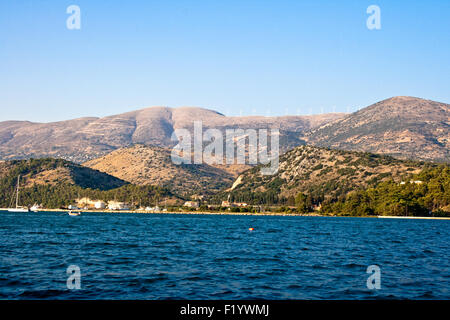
[
  {"x1": 0, "y1": 107, "x2": 344, "y2": 163},
  {"x1": 84, "y1": 145, "x2": 246, "y2": 196},
  {"x1": 306, "y1": 96, "x2": 450, "y2": 162},
  {"x1": 227, "y1": 145, "x2": 427, "y2": 204}
]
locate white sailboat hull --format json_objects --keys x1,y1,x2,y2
[{"x1": 8, "y1": 208, "x2": 29, "y2": 213}]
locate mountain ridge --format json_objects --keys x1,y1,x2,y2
[
  {"x1": 1, "y1": 96, "x2": 449, "y2": 164},
  {"x1": 0, "y1": 106, "x2": 345, "y2": 163},
  {"x1": 306, "y1": 96, "x2": 450, "y2": 162}
]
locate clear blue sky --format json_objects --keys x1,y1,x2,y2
[{"x1": 0, "y1": 0, "x2": 449, "y2": 122}]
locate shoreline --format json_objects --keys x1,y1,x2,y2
[
  {"x1": 1, "y1": 208, "x2": 449, "y2": 220},
  {"x1": 0, "y1": 208, "x2": 322, "y2": 217},
  {"x1": 377, "y1": 215, "x2": 450, "y2": 221}
]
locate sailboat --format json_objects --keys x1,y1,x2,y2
[{"x1": 8, "y1": 175, "x2": 29, "y2": 213}]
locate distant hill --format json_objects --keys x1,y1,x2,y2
[
  {"x1": 306, "y1": 96, "x2": 450, "y2": 162},
  {"x1": 225, "y1": 145, "x2": 427, "y2": 204},
  {"x1": 0, "y1": 158, "x2": 180, "y2": 209},
  {"x1": 84, "y1": 144, "x2": 248, "y2": 197},
  {"x1": 0, "y1": 158, "x2": 126, "y2": 191},
  {"x1": 2, "y1": 97, "x2": 448, "y2": 165},
  {"x1": 0, "y1": 107, "x2": 344, "y2": 163}
]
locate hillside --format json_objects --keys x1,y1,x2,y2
[
  {"x1": 84, "y1": 145, "x2": 245, "y2": 196},
  {"x1": 0, "y1": 158, "x2": 181, "y2": 209},
  {"x1": 0, "y1": 107, "x2": 344, "y2": 163},
  {"x1": 0, "y1": 158, "x2": 127, "y2": 191},
  {"x1": 306, "y1": 96, "x2": 450, "y2": 162},
  {"x1": 225, "y1": 145, "x2": 427, "y2": 204},
  {"x1": 321, "y1": 165, "x2": 450, "y2": 216}
]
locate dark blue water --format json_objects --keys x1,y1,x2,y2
[{"x1": 0, "y1": 211, "x2": 449, "y2": 299}]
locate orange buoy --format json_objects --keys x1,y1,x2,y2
[{"x1": 249, "y1": 227, "x2": 254, "y2": 231}]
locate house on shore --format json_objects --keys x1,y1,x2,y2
[
  {"x1": 183, "y1": 201, "x2": 199, "y2": 208},
  {"x1": 94, "y1": 201, "x2": 106, "y2": 209},
  {"x1": 221, "y1": 201, "x2": 248, "y2": 208},
  {"x1": 108, "y1": 201, "x2": 130, "y2": 210}
]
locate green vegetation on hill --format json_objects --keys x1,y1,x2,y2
[
  {"x1": 220, "y1": 145, "x2": 450, "y2": 216},
  {"x1": 1, "y1": 154, "x2": 448, "y2": 216},
  {"x1": 0, "y1": 158, "x2": 126, "y2": 190},
  {"x1": 321, "y1": 165, "x2": 450, "y2": 217},
  {"x1": 0, "y1": 158, "x2": 174, "y2": 208},
  {"x1": 222, "y1": 145, "x2": 425, "y2": 206},
  {"x1": 0, "y1": 184, "x2": 171, "y2": 209}
]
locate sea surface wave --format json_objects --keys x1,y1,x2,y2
[{"x1": 0, "y1": 211, "x2": 449, "y2": 299}]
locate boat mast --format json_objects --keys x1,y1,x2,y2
[{"x1": 16, "y1": 175, "x2": 20, "y2": 208}]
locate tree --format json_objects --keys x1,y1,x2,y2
[{"x1": 295, "y1": 192, "x2": 310, "y2": 213}]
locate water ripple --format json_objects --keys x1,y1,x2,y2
[{"x1": 0, "y1": 212, "x2": 449, "y2": 299}]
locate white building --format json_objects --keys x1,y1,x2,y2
[
  {"x1": 235, "y1": 202, "x2": 248, "y2": 207},
  {"x1": 184, "y1": 201, "x2": 199, "y2": 208},
  {"x1": 108, "y1": 201, "x2": 130, "y2": 210},
  {"x1": 94, "y1": 201, "x2": 106, "y2": 209},
  {"x1": 145, "y1": 206, "x2": 161, "y2": 212}
]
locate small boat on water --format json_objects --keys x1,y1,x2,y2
[
  {"x1": 68, "y1": 211, "x2": 81, "y2": 216},
  {"x1": 8, "y1": 175, "x2": 30, "y2": 213}
]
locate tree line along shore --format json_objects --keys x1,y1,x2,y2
[{"x1": 0, "y1": 159, "x2": 449, "y2": 218}]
